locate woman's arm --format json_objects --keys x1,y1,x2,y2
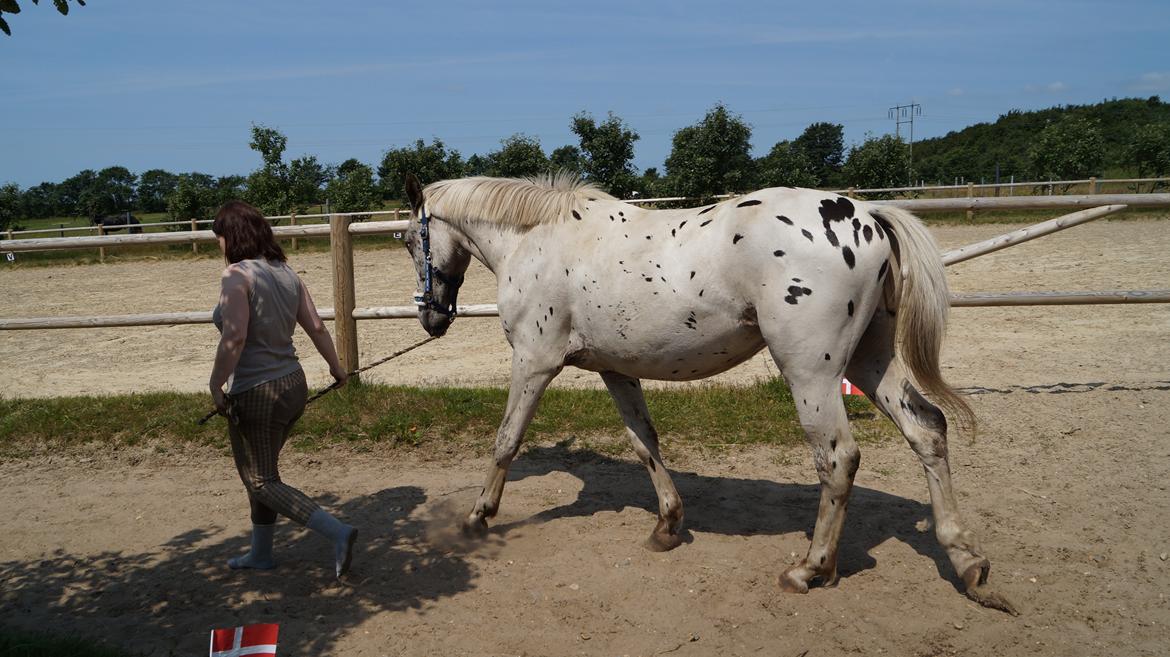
[
  {"x1": 296, "y1": 276, "x2": 348, "y2": 385},
  {"x1": 209, "y1": 265, "x2": 251, "y2": 410}
]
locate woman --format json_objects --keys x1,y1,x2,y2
[{"x1": 209, "y1": 200, "x2": 357, "y2": 579}]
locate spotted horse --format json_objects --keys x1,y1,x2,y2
[{"x1": 401, "y1": 173, "x2": 1017, "y2": 613}]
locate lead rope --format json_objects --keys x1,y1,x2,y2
[{"x1": 197, "y1": 336, "x2": 438, "y2": 425}]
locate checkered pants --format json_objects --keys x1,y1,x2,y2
[{"x1": 227, "y1": 368, "x2": 321, "y2": 525}]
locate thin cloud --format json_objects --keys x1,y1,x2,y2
[
  {"x1": 1128, "y1": 72, "x2": 1170, "y2": 92},
  {"x1": 1024, "y1": 81, "x2": 1068, "y2": 93}
]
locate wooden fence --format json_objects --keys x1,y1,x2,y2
[{"x1": 2, "y1": 194, "x2": 1169, "y2": 379}]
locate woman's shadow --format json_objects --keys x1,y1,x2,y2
[{"x1": 493, "y1": 439, "x2": 953, "y2": 586}]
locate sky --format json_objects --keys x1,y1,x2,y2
[{"x1": 2, "y1": 0, "x2": 1168, "y2": 189}]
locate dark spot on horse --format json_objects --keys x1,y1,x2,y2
[
  {"x1": 621, "y1": 217, "x2": 627, "y2": 223},
  {"x1": 825, "y1": 229, "x2": 840, "y2": 247},
  {"x1": 646, "y1": 235, "x2": 652, "y2": 240},
  {"x1": 737, "y1": 199, "x2": 762, "y2": 207},
  {"x1": 610, "y1": 215, "x2": 615, "y2": 221},
  {"x1": 698, "y1": 206, "x2": 715, "y2": 215},
  {"x1": 689, "y1": 271, "x2": 696, "y2": 279},
  {"x1": 852, "y1": 217, "x2": 861, "y2": 231},
  {"x1": 842, "y1": 247, "x2": 855, "y2": 269},
  {"x1": 871, "y1": 216, "x2": 886, "y2": 240},
  {"x1": 825, "y1": 353, "x2": 831, "y2": 361},
  {"x1": 832, "y1": 460, "x2": 837, "y2": 470},
  {"x1": 508, "y1": 276, "x2": 512, "y2": 282},
  {"x1": 878, "y1": 260, "x2": 889, "y2": 280},
  {"x1": 773, "y1": 250, "x2": 785, "y2": 257},
  {"x1": 802, "y1": 287, "x2": 812, "y2": 295},
  {"x1": 644, "y1": 277, "x2": 653, "y2": 282},
  {"x1": 733, "y1": 233, "x2": 744, "y2": 244},
  {"x1": 792, "y1": 278, "x2": 802, "y2": 282},
  {"x1": 819, "y1": 197, "x2": 855, "y2": 222},
  {"x1": 699, "y1": 289, "x2": 704, "y2": 297},
  {"x1": 700, "y1": 219, "x2": 712, "y2": 227},
  {"x1": 776, "y1": 215, "x2": 793, "y2": 225},
  {"x1": 679, "y1": 221, "x2": 687, "y2": 229},
  {"x1": 820, "y1": 555, "x2": 826, "y2": 565},
  {"x1": 802, "y1": 229, "x2": 814, "y2": 242},
  {"x1": 863, "y1": 225, "x2": 873, "y2": 243},
  {"x1": 565, "y1": 269, "x2": 569, "y2": 276},
  {"x1": 831, "y1": 499, "x2": 836, "y2": 506},
  {"x1": 572, "y1": 210, "x2": 582, "y2": 221},
  {"x1": 619, "y1": 211, "x2": 624, "y2": 216},
  {"x1": 830, "y1": 439, "x2": 837, "y2": 450},
  {"x1": 671, "y1": 229, "x2": 676, "y2": 237},
  {"x1": 549, "y1": 307, "x2": 554, "y2": 316},
  {"x1": 847, "y1": 300, "x2": 854, "y2": 316}
]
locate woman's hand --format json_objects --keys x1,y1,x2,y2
[
  {"x1": 330, "y1": 364, "x2": 349, "y2": 388},
  {"x1": 211, "y1": 383, "x2": 228, "y2": 415}
]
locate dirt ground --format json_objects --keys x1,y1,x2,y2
[{"x1": 1, "y1": 219, "x2": 1169, "y2": 656}]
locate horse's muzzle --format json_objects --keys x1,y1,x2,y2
[{"x1": 418, "y1": 309, "x2": 452, "y2": 338}]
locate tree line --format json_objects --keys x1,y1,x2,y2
[{"x1": 4, "y1": 99, "x2": 1169, "y2": 233}]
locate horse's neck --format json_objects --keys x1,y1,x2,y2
[{"x1": 449, "y1": 220, "x2": 524, "y2": 275}]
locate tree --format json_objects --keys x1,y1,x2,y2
[
  {"x1": 288, "y1": 155, "x2": 327, "y2": 212},
  {"x1": 793, "y1": 122, "x2": 845, "y2": 187},
  {"x1": 77, "y1": 166, "x2": 137, "y2": 218},
  {"x1": 465, "y1": 154, "x2": 489, "y2": 177},
  {"x1": 245, "y1": 124, "x2": 293, "y2": 215},
  {"x1": 570, "y1": 112, "x2": 640, "y2": 196},
  {"x1": 1125, "y1": 124, "x2": 1170, "y2": 189},
  {"x1": 325, "y1": 159, "x2": 381, "y2": 217},
  {"x1": 0, "y1": 182, "x2": 23, "y2": 231},
  {"x1": 1, "y1": 0, "x2": 85, "y2": 37},
  {"x1": 377, "y1": 138, "x2": 464, "y2": 200},
  {"x1": 663, "y1": 104, "x2": 754, "y2": 197},
  {"x1": 484, "y1": 134, "x2": 548, "y2": 178},
  {"x1": 137, "y1": 169, "x2": 179, "y2": 213},
  {"x1": 20, "y1": 182, "x2": 60, "y2": 219},
  {"x1": 166, "y1": 173, "x2": 220, "y2": 224},
  {"x1": 549, "y1": 145, "x2": 586, "y2": 177},
  {"x1": 1028, "y1": 116, "x2": 1105, "y2": 181},
  {"x1": 756, "y1": 140, "x2": 818, "y2": 188},
  {"x1": 57, "y1": 169, "x2": 96, "y2": 216},
  {"x1": 842, "y1": 134, "x2": 910, "y2": 195}
]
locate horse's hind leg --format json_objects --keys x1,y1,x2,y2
[
  {"x1": 600, "y1": 372, "x2": 684, "y2": 551},
  {"x1": 845, "y1": 309, "x2": 1018, "y2": 614},
  {"x1": 768, "y1": 349, "x2": 861, "y2": 592},
  {"x1": 463, "y1": 352, "x2": 562, "y2": 537}
]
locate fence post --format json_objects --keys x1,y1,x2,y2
[
  {"x1": 847, "y1": 187, "x2": 855, "y2": 198},
  {"x1": 1088, "y1": 176, "x2": 1098, "y2": 195},
  {"x1": 290, "y1": 213, "x2": 298, "y2": 250},
  {"x1": 330, "y1": 213, "x2": 360, "y2": 382},
  {"x1": 98, "y1": 225, "x2": 106, "y2": 263},
  {"x1": 966, "y1": 182, "x2": 975, "y2": 222},
  {"x1": 191, "y1": 218, "x2": 199, "y2": 254}
]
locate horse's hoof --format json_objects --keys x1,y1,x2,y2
[
  {"x1": 778, "y1": 566, "x2": 810, "y2": 594},
  {"x1": 962, "y1": 560, "x2": 1019, "y2": 615},
  {"x1": 461, "y1": 516, "x2": 488, "y2": 538},
  {"x1": 643, "y1": 530, "x2": 684, "y2": 552}
]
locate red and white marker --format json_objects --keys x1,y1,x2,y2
[{"x1": 209, "y1": 623, "x2": 279, "y2": 657}]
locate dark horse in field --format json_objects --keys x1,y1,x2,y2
[{"x1": 91, "y1": 213, "x2": 143, "y2": 234}]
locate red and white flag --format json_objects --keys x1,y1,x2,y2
[
  {"x1": 209, "y1": 623, "x2": 279, "y2": 657},
  {"x1": 841, "y1": 379, "x2": 864, "y2": 397}
]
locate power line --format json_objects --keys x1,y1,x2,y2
[{"x1": 888, "y1": 102, "x2": 921, "y2": 185}]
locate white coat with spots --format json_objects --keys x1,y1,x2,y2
[{"x1": 402, "y1": 174, "x2": 1016, "y2": 613}]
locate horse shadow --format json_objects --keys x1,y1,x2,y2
[
  {"x1": 493, "y1": 440, "x2": 952, "y2": 587},
  {"x1": 0, "y1": 485, "x2": 492, "y2": 656}
]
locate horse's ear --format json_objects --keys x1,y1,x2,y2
[{"x1": 405, "y1": 173, "x2": 424, "y2": 213}]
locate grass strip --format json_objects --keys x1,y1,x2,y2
[
  {"x1": 0, "y1": 628, "x2": 136, "y2": 657},
  {"x1": 0, "y1": 380, "x2": 892, "y2": 457}
]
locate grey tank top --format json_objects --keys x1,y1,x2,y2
[{"x1": 212, "y1": 259, "x2": 303, "y2": 394}]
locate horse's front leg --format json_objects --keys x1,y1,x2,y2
[
  {"x1": 600, "y1": 371, "x2": 685, "y2": 551},
  {"x1": 463, "y1": 349, "x2": 562, "y2": 537}
]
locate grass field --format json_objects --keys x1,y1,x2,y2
[{"x1": 0, "y1": 380, "x2": 891, "y2": 459}]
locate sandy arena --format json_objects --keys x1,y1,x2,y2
[{"x1": 1, "y1": 219, "x2": 1169, "y2": 656}]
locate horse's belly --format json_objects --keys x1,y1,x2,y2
[{"x1": 566, "y1": 325, "x2": 766, "y2": 381}]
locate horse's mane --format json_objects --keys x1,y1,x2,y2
[{"x1": 423, "y1": 173, "x2": 617, "y2": 229}]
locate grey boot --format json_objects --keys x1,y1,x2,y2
[
  {"x1": 229, "y1": 523, "x2": 277, "y2": 570},
  {"x1": 306, "y1": 509, "x2": 357, "y2": 578}
]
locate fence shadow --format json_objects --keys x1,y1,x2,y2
[
  {"x1": 1, "y1": 445, "x2": 953, "y2": 656},
  {"x1": 0, "y1": 485, "x2": 493, "y2": 656},
  {"x1": 495, "y1": 440, "x2": 950, "y2": 586}
]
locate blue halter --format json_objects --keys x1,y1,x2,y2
[{"x1": 412, "y1": 206, "x2": 460, "y2": 318}]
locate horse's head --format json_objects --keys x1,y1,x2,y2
[{"x1": 404, "y1": 173, "x2": 469, "y2": 338}]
